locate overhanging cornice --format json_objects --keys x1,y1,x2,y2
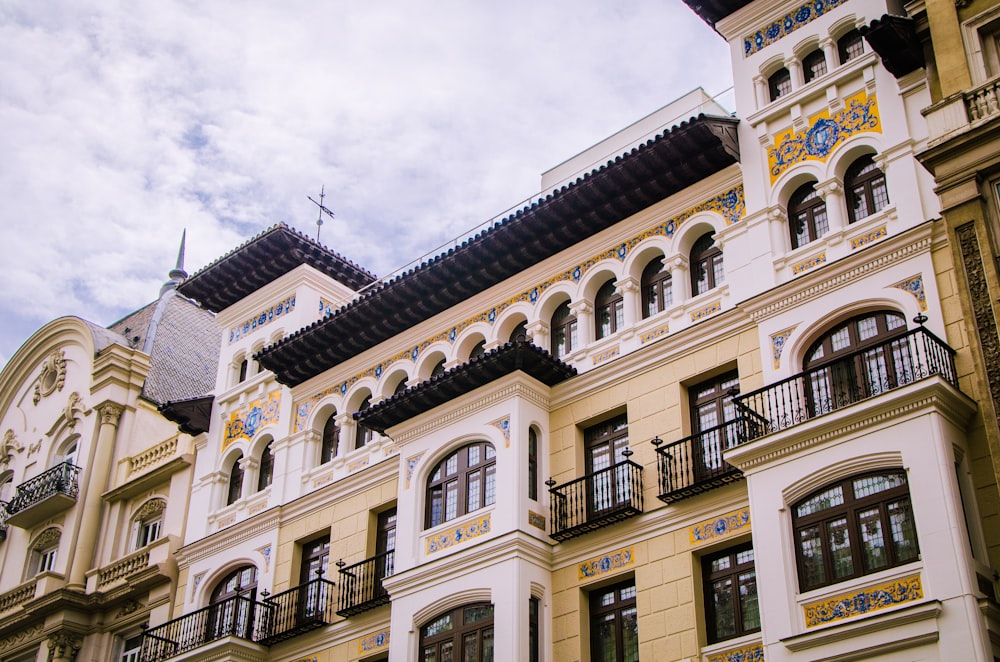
[{"x1": 260, "y1": 114, "x2": 741, "y2": 386}]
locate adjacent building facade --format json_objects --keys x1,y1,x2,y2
[{"x1": 2, "y1": 0, "x2": 1000, "y2": 660}]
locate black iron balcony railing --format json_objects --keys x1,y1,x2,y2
[
  {"x1": 0, "y1": 501, "x2": 8, "y2": 542},
  {"x1": 336, "y1": 550, "x2": 394, "y2": 617},
  {"x1": 734, "y1": 326, "x2": 958, "y2": 443},
  {"x1": 6, "y1": 461, "x2": 80, "y2": 516},
  {"x1": 140, "y1": 594, "x2": 266, "y2": 662},
  {"x1": 654, "y1": 417, "x2": 756, "y2": 504},
  {"x1": 256, "y1": 577, "x2": 337, "y2": 645},
  {"x1": 547, "y1": 458, "x2": 644, "y2": 542}
]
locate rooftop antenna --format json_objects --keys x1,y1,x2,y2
[{"x1": 308, "y1": 186, "x2": 336, "y2": 242}]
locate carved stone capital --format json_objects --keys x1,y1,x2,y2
[
  {"x1": 46, "y1": 631, "x2": 82, "y2": 662},
  {"x1": 569, "y1": 301, "x2": 593, "y2": 316},
  {"x1": 1, "y1": 429, "x2": 22, "y2": 465},
  {"x1": 98, "y1": 402, "x2": 124, "y2": 426}
]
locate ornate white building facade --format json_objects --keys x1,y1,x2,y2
[{"x1": 1, "y1": 0, "x2": 999, "y2": 660}]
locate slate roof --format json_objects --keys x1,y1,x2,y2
[
  {"x1": 356, "y1": 338, "x2": 576, "y2": 434},
  {"x1": 259, "y1": 114, "x2": 741, "y2": 386},
  {"x1": 176, "y1": 223, "x2": 377, "y2": 313}
]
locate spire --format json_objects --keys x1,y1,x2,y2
[{"x1": 160, "y1": 229, "x2": 188, "y2": 297}]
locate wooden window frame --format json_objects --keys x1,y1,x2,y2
[
  {"x1": 702, "y1": 542, "x2": 760, "y2": 644},
  {"x1": 550, "y1": 301, "x2": 578, "y2": 358},
  {"x1": 690, "y1": 232, "x2": 724, "y2": 296},
  {"x1": 845, "y1": 155, "x2": 889, "y2": 223},
  {"x1": 788, "y1": 183, "x2": 829, "y2": 249},
  {"x1": 641, "y1": 256, "x2": 672, "y2": 318},
  {"x1": 589, "y1": 579, "x2": 639, "y2": 662},
  {"x1": 803, "y1": 48, "x2": 827, "y2": 82},
  {"x1": 320, "y1": 413, "x2": 339, "y2": 464},
  {"x1": 768, "y1": 67, "x2": 792, "y2": 101},
  {"x1": 420, "y1": 603, "x2": 494, "y2": 662},
  {"x1": 425, "y1": 442, "x2": 497, "y2": 529},
  {"x1": 595, "y1": 279, "x2": 624, "y2": 340}
]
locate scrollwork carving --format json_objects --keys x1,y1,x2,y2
[
  {"x1": 33, "y1": 350, "x2": 67, "y2": 405},
  {"x1": 33, "y1": 527, "x2": 61, "y2": 550},
  {"x1": 1, "y1": 429, "x2": 22, "y2": 465},
  {"x1": 957, "y1": 222, "x2": 1000, "y2": 413},
  {"x1": 63, "y1": 392, "x2": 84, "y2": 429},
  {"x1": 46, "y1": 631, "x2": 82, "y2": 662},
  {"x1": 134, "y1": 498, "x2": 166, "y2": 521},
  {"x1": 98, "y1": 402, "x2": 124, "y2": 426}
]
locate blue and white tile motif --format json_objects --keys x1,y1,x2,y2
[
  {"x1": 771, "y1": 326, "x2": 796, "y2": 369},
  {"x1": 425, "y1": 515, "x2": 491, "y2": 554},
  {"x1": 707, "y1": 643, "x2": 764, "y2": 662},
  {"x1": 578, "y1": 547, "x2": 634, "y2": 579},
  {"x1": 891, "y1": 274, "x2": 928, "y2": 311},
  {"x1": 489, "y1": 416, "x2": 511, "y2": 445},
  {"x1": 229, "y1": 295, "x2": 296, "y2": 344},
  {"x1": 804, "y1": 574, "x2": 923, "y2": 627},
  {"x1": 744, "y1": 0, "x2": 847, "y2": 55},
  {"x1": 405, "y1": 453, "x2": 424, "y2": 488},
  {"x1": 690, "y1": 508, "x2": 751, "y2": 545}
]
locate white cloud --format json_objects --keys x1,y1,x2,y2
[{"x1": 0, "y1": 0, "x2": 732, "y2": 366}]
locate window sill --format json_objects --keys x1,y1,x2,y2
[
  {"x1": 700, "y1": 634, "x2": 762, "y2": 662},
  {"x1": 782, "y1": 598, "x2": 940, "y2": 655},
  {"x1": 422, "y1": 507, "x2": 496, "y2": 557},
  {"x1": 772, "y1": 205, "x2": 898, "y2": 277}
]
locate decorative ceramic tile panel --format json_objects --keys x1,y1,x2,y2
[
  {"x1": 256, "y1": 545, "x2": 271, "y2": 572},
  {"x1": 803, "y1": 573, "x2": 923, "y2": 627},
  {"x1": 707, "y1": 641, "x2": 765, "y2": 662},
  {"x1": 769, "y1": 93, "x2": 881, "y2": 183},
  {"x1": 770, "y1": 326, "x2": 797, "y2": 369},
  {"x1": 489, "y1": 416, "x2": 511, "y2": 447},
  {"x1": 359, "y1": 628, "x2": 390, "y2": 654},
  {"x1": 294, "y1": 186, "x2": 746, "y2": 430},
  {"x1": 744, "y1": 0, "x2": 848, "y2": 55},
  {"x1": 791, "y1": 252, "x2": 826, "y2": 275},
  {"x1": 248, "y1": 502, "x2": 267, "y2": 515},
  {"x1": 405, "y1": 452, "x2": 425, "y2": 489},
  {"x1": 229, "y1": 295, "x2": 296, "y2": 344},
  {"x1": 640, "y1": 323, "x2": 670, "y2": 344},
  {"x1": 689, "y1": 508, "x2": 751, "y2": 546},
  {"x1": 223, "y1": 390, "x2": 281, "y2": 450},
  {"x1": 528, "y1": 511, "x2": 546, "y2": 530},
  {"x1": 319, "y1": 298, "x2": 335, "y2": 317},
  {"x1": 348, "y1": 458, "x2": 369, "y2": 472},
  {"x1": 313, "y1": 472, "x2": 334, "y2": 488},
  {"x1": 890, "y1": 274, "x2": 927, "y2": 311},
  {"x1": 192, "y1": 571, "x2": 205, "y2": 597},
  {"x1": 691, "y1": 300, "x2": 723, "y2": 322},
  {"x1": 850, "y1": 225, "x2": 888, "y2": 249},
  {"x1": 593, "y1": 346, "x2": 620, "y2": 365},
  {"x1": 578, "y1": 547, "x2": 635, "y2": 580},
  {"x1": 425, "y1": 514, "x2": 491, "y2": 554},
  {"x1": 216, "y1": 515, "x2": 235, "y2": 529}
]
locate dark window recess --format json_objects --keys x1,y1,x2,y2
[
  {"x1": 355, "y1": 396, "x2": 375, "y2": 449},
  {"x1": 257, "y1": 441, "x2": 274, "y2": 491},
  {"x1": 768, "y1": 68, "x2": 792, "y2": 101},
  {"x1": 420, "y1": 603, "x2": 494, "y2": 662},
  {"x1": 794, "y1": 471, "x2": 919, "y2": 591},
  {"x1": 641, "y1": 256, "x2": 673, "y2": 318},
  {"x1": 426, "y1": 443, "x2": 496, "y2": 528},
  {"x1": 788, "y1": 183, "x2": 829, "y2": 249},
  {"x1": 595, "y1": 279, "x2": 624, "y2": 340},
  {"x1": 227, "y1": 454, "x2": 244, "y2": 505},
  {"x1": 528, "y1": 427, "x2": 539, "y2": 501},
  {"x1": 586, "y1": 414, "x2": 631, "y2": 515},
  {"x1": 845, "y1": 154, "x2": 889, "y2": 223},
  {"x1": 510, "y1": 320, "x2": 529, "y2": 343},
  {"x1": 589, "y1": 579, "x2": 639, "y2": 662},
  {"x1": 469, "y1": 340, "x2": 487, "y2": 360},
  {"x1": 691, "y1": 232, "x2": 724, "y2": 296},
  {"x1": 551, "y1": 301, "x2": 578, "y2": 359},
  {"x1": 690, "y1": 371, "x2": 740, "y2": 478},
  {"x1": 320, "y1": 414, "x2": 339, "y2": 464},
  {"x1": 803, "y1": 49, "x2": 827, "y2": 82},
  {"x1": 838, "y1": 30, "x2": 864, "y2": 64},
  {"x1": 703, "y1": 542, "x2": 760, "y2": 643},
  {"x1": 300, "y1": 536, "x2": 330, "y2": 583}
]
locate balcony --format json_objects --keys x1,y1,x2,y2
[
  {"x1": 140, "y1": 595, "x2": 267, "y2": 662},
  {"x1": 256, "y1": 577, "x2": 337, "y2": 645},
  {"x1": 6, "y1": 462, "x2": 80, "y2": 528},
  {"x1": 654, "y1": 418, "x2": 753, "y2": 504},
  {"x1": 924, "y1": 74, "x2": 1000, "y2": 145},
  {"x1": 734, "y1": 326, "x2": 958, "y2": 443},
  {"x1": 546, "y1": 458, "x2": 644, "y2": 542},
  {"x1": 0, "y1": 501, "x2": 8, "y2": 541},
  {"x1": 336, "y1": 551, "x2": 394, "y2": 617}
]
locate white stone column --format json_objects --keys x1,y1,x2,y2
[
  {"x1": 239, "y1": 456, "x2": 259, "y2": 497},
  {"x1": 616, "y1": 277, "x2": 640, "y2": 329},
  {"x1": 820, "y1": 37, "x2": 837, "y2": 71},
  {"x1": 569, "y1": 301, "x2": 594, "y2": 349},
  {"x1": 817, "y1": 179, "x2": 848, "y2": 232},
  {"x1": 786, "y1": 57, "x2": 803, "y2": 89},
  {"x1": 753, "y1": 75, "x2": 768, "y2": 108},
  {"x1": 769, "y1": 208, "x2": 791, "y2": 253},
  {"x1": 670, "y1": 256, "x2": 690, "y2": 303},
  {"x1": 525, "y1": 320, "x2": 547, "y2": 350},
  {"x1": 67, "y1": 402, "x2": 122, "y2": 589},
  {"x1": 335, "y1": 412, "x2": 354, "y2": 458}
]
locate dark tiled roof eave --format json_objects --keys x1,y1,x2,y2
[
  {"x1": 860, "y1": 15, "x2": 924, "y2": 79},
  {"x1": 260, "y1": 114, "x2": 740, "y2": 386},
  {"x1": 176, "y1": 224, "x2": 377, "y2": 313},
  {"x1": 159, "y1": 395, "x2": 215, "y2": 436},
  {"x1": 680, "y1": 0, "x2": 754, "y2": 30},
  {"x1": 356, "y1": 340, "x2": 576, "y2": 433}
]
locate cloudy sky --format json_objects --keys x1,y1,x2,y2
[{"x1": 0, "y1": 1, "x2": 732, "y2": 367}]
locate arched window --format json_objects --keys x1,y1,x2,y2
[
  {"x1": 804, "y1": 311, "x2": 909, "y2": 415},
  {"x1": 420, "y1": 603, "x2": 494, "y2": 662},
  {"x1": 691, "y1": 232, "x2": 724, "y2": 296},
  {"x1": 27, "y1": 528, "x2": 60, "y2": 578},
  {"x1": 320, "y1": 413, "x2": 339, "y2": 464},
  {"x1": 238, "y1": 358, "x2": 248, "y2": 383},
  {"x1": 132, "y1": 498, "x2": 166, "y2": 550},
  {"x1": 209, "y1": 565, "x2": 258, "y2": 640},
  {"x1": 227, "y1": 454, "x2": 244, "y2": 506},
  {"x1": 788, "y1": 183, "x2": 829, "y2": 249},
  {"x1": 54, "y1": 439, "x2": 78, "y2": 467},
  {"x1": 469, "y1": 340, "x2": 487, "y2": 360},
  {"x1": 430, "y1": 359, "x2": 447, "y2": 378},
  {"x1": 838, "y1": 29, "x2": 864, "y2": 64},
  {"x1": 845, "y1": 155, "x2": 889, "y2": 223},
  {"x1": 768, "y1": 67, "x2": 792, "y2": 101},
  {"x1": 393, "y1": 378, "x2": 408, "y2": 395},
  {"x1": 793, "y1": 471, "x2": 918, "y2": 591},
  {"x1": 551, "y1": 301, "x2": 578, "y2": 359},
  {"x1": 528, "y1": 427, "x2": 539, "y2": 501},
  {"x1": 595, "y1": 279, "x2": 624, "y2": 340},
  {"x1": 803, "y1": 49, "x2": 827, "y2": 82},
  {"x1": 355, "y1": 396, "x2": 375, "y2": 449},
  {"x1": 509, "y1": 320, "x2": 529, "y2": 343},
  {"x1": 256, "y1": 441, "x2": 274, "y2": 491},
  {"x1": 426, "y1": 442, "x2": 496, "y2": 528},
  {"x1": 641, "y1": 257, "x2": 672, "y2": 318}
]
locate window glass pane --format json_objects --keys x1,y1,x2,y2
[
  {"x1": 622, "y1": 605, "x2": 639, "y2": 662},
  {"x1": 446, "y1": 455, "x2": 458, "y2": 476},
  {"x1": 468, "y1": 446, "x2": 480, "y2": 467},
  {"x1": 796, "y1": 485, "x2": 844, "y2": 516},
  {"x1": 485, "y1": 444, "x2": 495, "y2": 460},
  {"x1": 853, "y1": 473, "x2": 906, "y2": 499},
  {"x1": 889, "y1": 499, "x2": 919, "y2": 562},
  {"x1": 710, "y1": 556, "x2": 732, "y2": 573},
  {"x1": 423, "y1": 614, "x2": 454, "y2": 637},
  {"x1": 858, "y1": 507, "x2": 888, "y2": 570},
  {"x1": 445, "y1": 481, "x2": 458, "y2": 521},
  {"x1": 827, "y1": 517, "x2": 854, "y2": 579},
  {"x1": 710, "y1": 577, "x2": 736, "y2": 639},
  {"x1": 830, "y1": 327, "x2": 851, "y2": 352},
  {"x1": 857, "y1": 316, "x2": 878, "y2": 340},
  {"x1": 594, "y1": 613, "x2": 617, "y2": 662},
  {"x1": 482, "y1": 626, "x2": 494, "y2": 662},
  {"x1": 484, "y1": 465, "x2": 496, "y2": 506},
  {"x1": 463, "y1": 633, "x2": 478, "y2": 662},
  {"x1": 713, "y1": 259, "x2": 725, "y2": 287},
  {"x1": 799, "y1": 526, "x2": 826, "y2": 589},
  {"x1": 739, "y1": 570, "x2": 761, "y2": 631},
  {"x1": 441, "y1": 641, "x2": 454, "y2": 662},
  {"x1": 872, "y1": 178, "x2": 889, "y2": 211},
  {"x1": 852, "y1": 183, "x2": 870, "y2": 219},
  {"x1": 423, "y1": 646, "x2": 438, "y2": 662},
  {"x1": 467, "y1": 471, "x2": 481, "y2": 513},
  {"x1": 465, "y1": 605, "x2": 494, "y2": 623},
  {"x1": 886, "y1": 313, "x2": 905, "y2": 331},
  {"x1": 429, "y1": 486, "x2": 443, "y2": 527}
]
